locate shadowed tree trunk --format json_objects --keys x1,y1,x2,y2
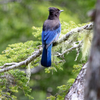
[
  {"x1": 65, "y1": 0, "x2": 100, "y2": 100},
  {"x1": 84, "y1": 0, "x2": 100, "y2": 100}
]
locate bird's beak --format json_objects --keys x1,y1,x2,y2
[{"x1": 60, "y1": 10, "x2": 64, "y2": 12}]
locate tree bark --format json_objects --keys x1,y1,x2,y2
[
  {"x1": 65, "y1": 62, "x2": 88, "y2": 100},
  {"x1": 84, "y1": 0, "x2": 100, "y2": 100}
]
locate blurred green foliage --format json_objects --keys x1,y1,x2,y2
[
  {"x1": 0, "y1": 0, "x2": 80, "y2": 53},
  {"x1": 0, "y1": 21, "x2": 89, "y2": 99},
  {"x1": 0, "y1": 0, "x2": 95, "y2": 100}
]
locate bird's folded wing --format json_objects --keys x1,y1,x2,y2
[{"x1": 42, "y1": 25, "x2": 61, "y2": 48}]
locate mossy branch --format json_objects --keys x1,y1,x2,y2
[{"x1": 0, "y1": 23, "x2": 93, "y2": 73}]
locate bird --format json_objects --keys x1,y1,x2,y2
[{"x1": 41, "y1": 7, "x2": 63, "y2": 67}]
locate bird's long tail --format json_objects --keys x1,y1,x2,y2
[{"x1": 41, "y1": 44, "x2": 52, "y2": 67}]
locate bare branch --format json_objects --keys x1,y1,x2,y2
[
  {"x1": 0, "y1": 23, "x2": 93, "y2": 73},
  {"x1": 0, "y1": 62, "x2": 18, "y2": 69},
  {"x1": 65, "y1": 62, "x2": 88, "y2": 100}
]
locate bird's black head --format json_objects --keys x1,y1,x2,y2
[{"x1": 48, "y1": 7, "x2": 63, "y2": 20}]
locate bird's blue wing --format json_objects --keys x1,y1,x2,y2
[{"x1": 42, "y1": 24, "x2": 61, "y2": 48}]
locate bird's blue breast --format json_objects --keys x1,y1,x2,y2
[{"x1": 42, "y1": 24, "x2": 61, "y2": 48}]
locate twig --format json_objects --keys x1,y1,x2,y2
[{"x1": 57, "y1": 41, "x2": 82, "y2": 57}]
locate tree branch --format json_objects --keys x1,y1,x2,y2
[
  {"x1": 0, "y1": 62, "x2": 18, "y2": 69},
  {"x1": 65, "y1": 62, "x2": 88, "y2": 100},
  {"x1": 0, "y1": 49, "x2": 42, "y2": 73},
  {"x1": 57, "y1": 41, "x2": 82, "y2": 57},
  {"x1": 53, "y1": 22, "x2": 93, "y2": 46},
  {"x1": 0, "y1": 23, "x2": 93, "y2": 73}
]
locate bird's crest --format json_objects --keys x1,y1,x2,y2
[{"x1": 49, "y1": 7, "x2": 60, "y2": 12}]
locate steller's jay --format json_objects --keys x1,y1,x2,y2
[{"x1": 41, "y1": 7, "x2": 63, "y2": 67}]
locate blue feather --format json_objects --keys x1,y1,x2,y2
[
  {"x1": 41, "y1": 44, "x2": 52, "y2": 67},
  {"x1": 41, "y1": 23, "x2": 61, "y2": 67},
  {"x1": 42, "y1": 25, "x2": 61, "y2": 48}
]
